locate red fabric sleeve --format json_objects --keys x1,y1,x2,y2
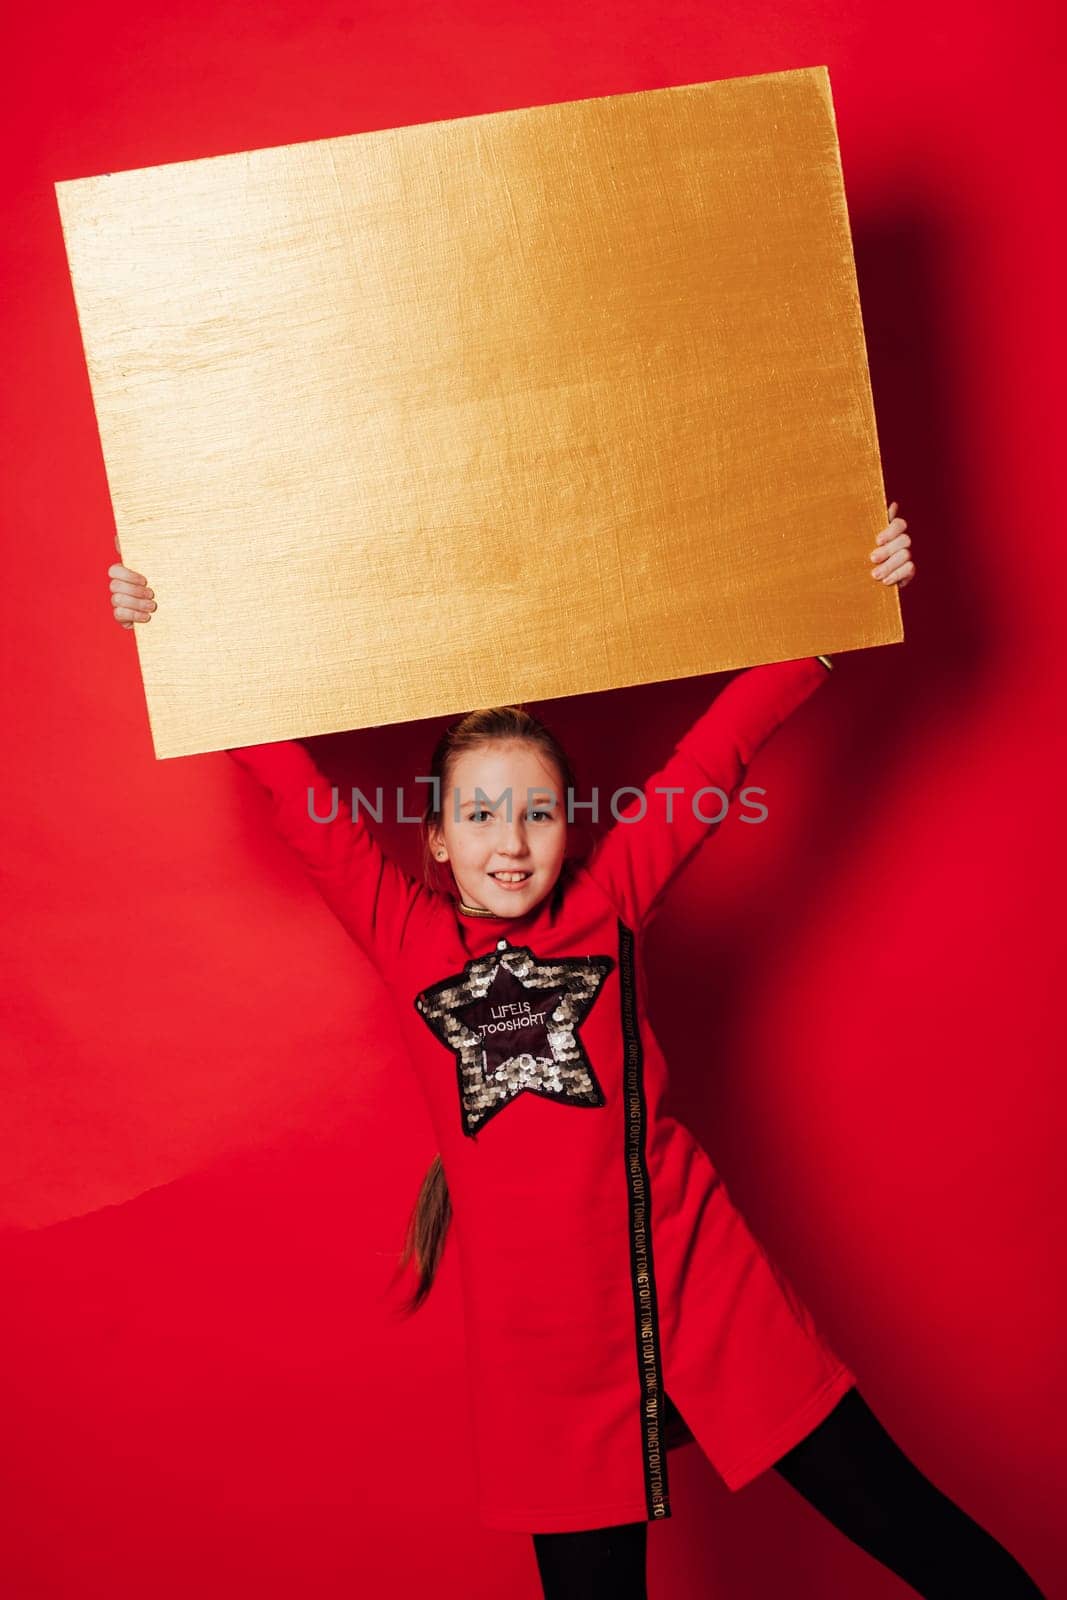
[
  {"x1": 225, "y1": 739, "x2": 433, "y2": 965},
  {"x1": 582, "y1": 656, "x2": 833, "y2": 930}
]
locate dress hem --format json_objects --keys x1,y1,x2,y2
[
  {"x1": 478, "y1": 1364, "x2": 857, "y2": 1530},
  {"x1": 478, "y1": 1497, "x2": 667, "y2": 1534},
  {"x1": 716, "y1": 1362, "x2": 858, "y2": 1491}
]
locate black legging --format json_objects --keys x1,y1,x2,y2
[{"x1": 532, "y1": 1387, "x2": 1046, "y2": 1599}]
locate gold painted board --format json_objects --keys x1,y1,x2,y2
[{"x1": 56, "y1": 65, "x2": 900, "y2": 759}]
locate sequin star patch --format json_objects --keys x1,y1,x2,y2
[{"x1": 413, "y1": 939, "x2": 615, "y2": 1137}]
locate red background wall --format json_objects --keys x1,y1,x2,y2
[{"x1": 2, "y1": 1, "x2": 1062, "y2": 1594}]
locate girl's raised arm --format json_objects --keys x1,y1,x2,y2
[
  {"x1": 108, "y1": 548, "x2": 432, "y2": 965},
  {"x1": 583, "y1": 655, "x2": 832, "y2": 931},
  {"x1": 225, "y1": 740, "x2": 434, "y2": 966}
]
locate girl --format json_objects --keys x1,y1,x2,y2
[{"x1": 107, "y1": 507, "x2": 1045, "y2": 1599}]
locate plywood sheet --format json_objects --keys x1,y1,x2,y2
[{"x1": 56, "y1": 65, "x2": 900, "y2": 759}]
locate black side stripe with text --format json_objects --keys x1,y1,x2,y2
[{"x1": 618, "y1": 918, "x2": 671, "y2": 1521}]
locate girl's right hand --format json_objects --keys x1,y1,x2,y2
[{"x1": 108, "y1": 532, "x2": 156, "y2": 628}]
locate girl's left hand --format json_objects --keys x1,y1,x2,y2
[{"x1": 871, "y1": 501, "x2": 915, "y2": 587}]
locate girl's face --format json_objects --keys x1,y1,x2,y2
[{"x1": 430, "y1": 740, "x2": 568, "y2": 916}]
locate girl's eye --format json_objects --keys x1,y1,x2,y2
[{"x1": 466, "y1": 808, "x2": 555, "y2": 823}]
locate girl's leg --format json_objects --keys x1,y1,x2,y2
[
  {"x1": 772, "y1": 1386, "x2": 1046, "y2": 1598},
  {"x1": 531, "y1": 1520, "x2": 648, "y2": 1600}
]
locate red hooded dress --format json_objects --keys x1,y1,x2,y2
[{"x1": 226, "y1": 655, "x2": 856, "y2": 1534}]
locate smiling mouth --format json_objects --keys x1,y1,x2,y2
[{"x1": 490, "y1": 871, "x2": 532, "y2": 884}]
